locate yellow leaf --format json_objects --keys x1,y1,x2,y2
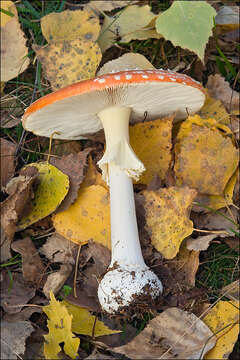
[
  {"x1": 98, "y1": 5, "x2": 157, "y2": 52},
  {"x1": 203, "y1": 300, "x2": 239, "y2": 359},
  {"x1": 62, "y1": 301, "x2": 121, "y2": 337},
  {"x1": 143, "y1": 187, "x2": 196, "y2": 259},
  {"x1": 43, "y1": 292, "x2": 80, "y2": 360},
  {"x1": 174, "y1": 115, "x2": 238, "y2": 195},
  {"x1": 53, "y1": 185, "x2": 111, "y2": 248},
  {"x1": 18, "y1": 162, "x2": 69, "y2": 230},
  {"x1": 34, "y1": 40, "x2": 102, "y2": 90},
  {"x1": 1, "y1": 0, "x2": 30, "y2": 82},
  {"x1": 199, "y1": 89, "x2": 230, "y2": 125},
  {"x1": 130, "y1": 116, "x2": 173, "y2": 185},
  {"x1": 41, "y1": 9, "x2": 100, "y2": 43}
]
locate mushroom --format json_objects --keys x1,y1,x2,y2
[{"x1": 22, "y1": 68, "x2": 205, "y2": 313}]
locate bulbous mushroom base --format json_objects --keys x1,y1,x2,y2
[{"x1": 98, "y1": 267, "x2": 163, "y2": 314}]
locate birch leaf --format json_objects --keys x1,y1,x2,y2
[
  {"x1": 143, "y1": 187, "x2": 196, "y2": 259},
  {"x1": 203, "y1": 301, "x2": 239, "y2": 359},
  {"x1": 53, "y1": 185, "x2": 111, "y2": 248},
  {"x1": 18, "y1": 162, "x2": 69, "y2": 230},
  {"x1": 62, "y1": 301, "x2": 121, "y2": 337},
  {"x1": 199, "y1": 89, "x2": 230, "y2": 125},
  {"x1": 1, "y1": 0, "x2": 30, "y2": 81},
  {"x1": 43, "y1": 292, "x2": 80, "y2": 360},
  {"x1": 174, "y1": 115, "x2": 238, "y2": 195},
  {"x1": 41, "y1": 9, "x2": 100, "y2": 43},
  {"x1": 130, "y1": 116, "x2": 173, "y2": 185},
  {"x1": 156, "y1": 1, "x2": 216, "y2": 61}
]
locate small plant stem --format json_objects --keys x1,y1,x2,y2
[
  {"x1": 73, "y1": 245, "x2": 81, "y2": 298},
  {"x1": 193, "y1": 228, "x2": 229, "y2": 236}
]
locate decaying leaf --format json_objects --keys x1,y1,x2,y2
[
  {"x1": 174, "y1": 115, "x2": 238, "y2": 195},
  {"x1": 0, "y1": 0, "x2": 30, "y2": 81},
  {"x1": 186, "y1": 234, "x2": 217, "y2": 252},
  {"x1": 114, "y1": 307, "x2": 216, "y2": 359},
  {"x1": 198, "y1": 89, "x2": 230, "y2": 124},
  {"x1": 0, "y1": 95, "x2": 22, "y2": 128},
  {"x1": 143, "y1": 187, "x2": 196, "y2": 259},
  {"x1": 86, "y1": 0, "x2": 137, "y2": 13},
  {"x1": 18, "y1": 162, "x2": 69, "y2": 230},
  {"x1": 81, "y1": 156, "x2": 106, "y2": 188},
  {"x1": 39, "y1": 232, "x2": 77, "y2": 265},
  {"x1": 98, "y1": 5, "x2": 158, "y2": 52},
  {"x1": 43, "y1": 264, "x2": 72, "y2": 299},
  {"x1": 156, "y1": 1, "x2": 216, "y2": 61},
  {"x1": 11, "y1": 237, "x2": 45, "y2": 286},
  {"x1": 41, "y1": 9, "x2": 100, "y2": 43},
  {"x1": 1, "y1": 138, "x2": 16, "y2": 188},
  {"x1": 50, "y1": 149, "x2": 91, "y2": 212},
  {"x1": 207, "y1": 74, "x2": 239, "y2": 113},
  {"x1": 0, "y1": 272, "x2": 36, "y2": 314},
  {"x1": 1, "y1": 320, "x2": 34, "y2": 360},
  {"x1": 129, "y1": 116, "x2": 173, "y2": 185},
  {"x1": 220, "y1": 280, "x2": 239, "y2": 302},
  {"x1": 33, "y1": 40, "x2": 102, "y2": 91},
  {"x1": 97, "y1": 52, "x2": 155, "y2": 76},
  {"x1": 43, "y1": 292, "x2": 80, "y2": 360},
  {"x1": 203, "y1": 300, "x2": 239, "y2": 359},
  {"x1": 53, "y1": 185, "x2": 111, "y2": 248},
  {"x1": 63, "y1": 301, "x2": 121, "y2": 337}
]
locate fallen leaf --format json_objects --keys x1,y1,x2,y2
[
  {"x1": 0, "y1": 138, "x2": 16, "y2": 188},
  {"x1": 87, "y1": 240, "x2": 111, "y2": 274},
  {"x1": 207, "y1": 74, "x2": 239, "y2": 113},
  {"x1": 43, "y1": 264, "x2": 72, "y2": 299},
  {"x1": 63, "y1": 301, "x2": 121, "y2": 337},
  {"x1": 186, "y1": 234, "x2": 217, "y2": 252},
  {"x1": 82, "y1": 156, "x2": 106, "y2": 188},
  {"x1": 220, "y1": 280, "x2": 239, "y2": 302},
  {"x1": 53, "y1": 184, "x2": 111, "y2": 248},
  {"x1": 143, "y1": 187, "x2": 196, "y2": 259},
  {"x1": 0, "y1": 271, "x2": 36, "y2": 314},
  {"x1": 0, "y1": 95, "x2": 22, "y2": 128},
  {"x1": 50, "y1": 149, "x2": 91, "y2": 212},
  {"x1": 198, "y1": 89, "x2": 230, "y2": 124},
  {"x1": 1, "y1": 166, "x2": 38, "y2": 262},
  {"x1": 11, "y1": 237, "x2": 46, "y2": 286},
  {"x1": 98, "y1": 5, "x2": 157, "y2": 52},
  {"x1": 48, "y1": 139, "x2": 82, "y2": 157},
  {"x1": 156, "y1": 1, "x2": 216, "y2": 62},
  {"x1": 86, "y1": 353, "x2": 115, "y2": 360},
  {"x1": 97, "y1": 52, "x2": 155, "y2": 76},
  {"x1": 130, "y1": 116, "x2": 173, "y2": 185},
  {"x1": 215, "y1": 6, "x2": 239, "y2": 31},
  {"x1": 174, "y1": 115, "x2": 238, "y2": 195},
  {"x1": 203, "y1": 300, "x2": 239, "y2": 359},
  {"x1": 41, "y1": 9, "x2": 100, "y2": 43},
  {"x1": 87, "y1": 0, "x2": 136, "y2": 13},
  {"x1": 114, "y1": 307, "x2": 216, "y2": 359},
  {"x1": 43, "y1": 291, "x2": 80, "y2": 360},
  {"x1": 3, "y1": 305, "x2": 42, "y2": 322},
  {"x1": 18, "y1": 162, "x2": 69, "y2": 230},
  {"x1": 34, "y1": 39, "x2": 102, "y2": 91},
  {"x1": 0, "y1": 0, "x2": 30, "y2": 81},
  {"x1": 39, "y1": 232, "x2": 77, "y2": 265},
  {"x1": 1, "y1": 320, "x2": 34, "y2": 360}
]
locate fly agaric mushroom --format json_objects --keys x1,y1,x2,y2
[{"x1": 22, "y1": 69, "x2": 205, "y2": 313}]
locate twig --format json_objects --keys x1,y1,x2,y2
[{"x1": 73, "y1": 245, "x2": 81, "y2": 298}]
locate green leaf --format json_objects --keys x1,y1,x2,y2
[{"x1": 155, "y1": 1, "x2": 217, "y2": 61}]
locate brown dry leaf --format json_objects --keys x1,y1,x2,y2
[
  {"x1": 34, "y1": 40, "x2": 102, "y2": 91},
  {"x1": 0, "y1": 95, "x2": 22, "y2": 128},
  {"x1": 186, "y1": 234, "x2": 217, "y2": 252},
  {"x1": 87, "y1": 0, "x2": 137, "y2": 13},
  {"x1": 39, "y1": 232, "x2": 77, "y2": 265},
  {"x1": 130, "y1": 116, "x2": 173, "y2": 185},
  {"x1": 0, "y1": 271, "x2": 36, "y2": 314},
  {"x1": 1, "y1": 320, "x2": 34, "y2": 360},
  {"x1": 50, "y1": 149, "x2": 91, "y2": 212},
  {"x1": 48, "y1": 139, "x2": 82, "y2": 157},
  {"x1": 82, "y1": 156, "x2": 106, "y2": 188},
  {"x1": 174, "y1": 115, "x2": 238, "y2": 195},
  {"x1": 53, "y1": 184, "x2": 111, "y2": 248},
  {"x1": 43, "y1": 264, "x2": 72, "y2": 299},
  {"x1": 1, "y1": 138, "x2": 16, "y2": 188},
  {"x1": 97, "y1": 52, "x2": 155, "y2": 76},
  {"x1": 41, "y1": 9, "x2": 100, "y2": 43},
  {"x1": 143, "y1": 187, "x2": 196, "y2": 259},
  {"x1": 0, "y1": 0, "x2": 30, "y2": 81},
  {"x1": 203, "y1": 300, "x2": 239, "y2": 359},
  {"x1": 98, "y1": 5, "x2": 158, "y2": 52},
  {"x1": 11, "y1": 237, "x2": 46, "y2": 287},
  {"x1": 207, "y1": 74, "x2": 239, "y2": 113},
  {"x1": 1, "y1": 166, "x2": 38, "y2": 262},
  {"x1": 198, "y1": 89, "x2": 230, "y2": 124},
  {"x1": 114, "y1": 307, "x2": 216, "y2": 359},
  {"x1": 220, "y1": 280, "x2": 239, "y2": 302}
]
